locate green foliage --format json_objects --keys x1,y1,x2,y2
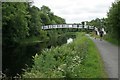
[
  {"x1": 22, "y1": 33, "x2": 88, "y2": 78},
  {"x1": 47, "y1": 30, "x2": 59, "y2": 46},
  {"x1": 40, "y1": 5, "x2": 66, "y2": 25},
  {"x1": 40, "y1": 12, "x2": 51, "y2": 25},
  {"x1": 107, "y1": 1, "x2": 120, "y2": 39},
  {"x1": 2, "y1": 3, "x2": 66, "y2": 44},
  {"x1": 79, "y1": 36, "x2": 107, "y2": 78},
  {"x1": 87, "y1": 1, "x2": 120, "y2": 45},
  {"x1": 87, "y1": 18, "x2": 103, "y2": 29},
  {"x1": 95, "y1": 1, "x2": 120, "y2": 45},
  {"x1": 2, "y1": 3, "x2": 29, "y2": 43},
  {"x1": 2, "y1": 2, "x2": 66, "y2": 77},
  {"x1": 54, "y1": 15, "x2": 66, "y2": 24},
  {"x1": 46, "y1": 30, "x2": 76, "y2": 47},
  {"x1": 28, "y1": 6, "x2": 42, "y2": 36},
  {"x1": 22, "y1": 33, "x2": 106, "y2": 78},
  {"x1": 103, "y1": 34, "x2": 120, "y2": 46},
  {"x1": 41, "y1": 5, "x2": 51, "y2": 14}
]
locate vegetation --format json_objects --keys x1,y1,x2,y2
[
  {"x1": 2, "y1": 0, "x2": 118, "y2": 78},
  {"x1": 103, "y1": 34, "x2": 120, "y2": 46},
  {"x1": 87, "y1": 1, "x2": 120, "y2": 46},
  {"x1": 22, "y1": 33, "x2": 107, "y2": 78},
  {"x1": 2, "y1": 2, "x2": 66, "y2": 44},
  {"x1": 2, "y1": 2, "x2": 66, "y2": 77},
  {"x1": 107, "y1": 1, "x2": 120, "y2": 39},
  {"x1": 105, "y1": 1, "x2": 120, "y2": 46}
]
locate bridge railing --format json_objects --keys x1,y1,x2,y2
[{"x1": 42, "y1": 24, "x2": 94, "y2": 30}]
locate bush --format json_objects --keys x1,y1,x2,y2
[
  {"x1": 22, "y1": 33, "x2": 89, "y2": 78},
  {"x1": 22, "y1": 32, "x2": 106, "y2": 78}
]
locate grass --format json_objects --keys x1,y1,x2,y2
[
  {"x1": 22, "y1": 32, "x2": 107, "y2": 78},
  {"x1": 103, "y1": 34, "x2": 120, "y2": 46},
  {"x1": 90, "y1": 31, "x2": 119, "y2": 46},
  {"x1": 80, "y1": 37, "x2": 107, "y2": 78}
]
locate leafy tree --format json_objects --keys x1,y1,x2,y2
[
  {"x1": 88, "y1": 18, "x2": 101, "y2": 28},
  {"x1": 2, "y1": 3, "x2": 66, "y2": 77},
  {"x1": 40, "y1": 5, "x2": 51, "y2": 25},
  {"x1": 2, "y1": 2, "x2": 29, "y2": 43},
  {"x1": 107, "y1": 1, "x2": 120, "y2": 39},
  {"x1": 41, "y1": 5, "x2": 51, "y2": 15},
  {"x1": 39, "y1": 12, "x2": 51, "y2": 25},
  {"x1": 28, "y1": 6, "x2": 42, "y2": 36},
  {"x1": 54, "y1": 15, "x2": 65, "y2": 24},
  {"x1": 2, "y1": 2, "x2": 31, "y2": 77}
]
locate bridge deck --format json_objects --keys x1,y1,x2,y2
[{"x1": 42, "y1": 24, "x2": 94, "y2": 30}]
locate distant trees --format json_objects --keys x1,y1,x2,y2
[
  {"x1": 87, "y1": 1, "x2": 120, "y2": 40},
  {"x1": 87, "y1": 18, "x2": 103, "y2": 29}
]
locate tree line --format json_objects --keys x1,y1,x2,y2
[
  {"x1": 86, "y1": 1, "x2": 120, "y2": 40},
  {"x1": 2, "y1": 2, "x2": 66, "y2": 77},
  {"x1": 2, "y1": 2, "x2": 66, "y2": 44}
]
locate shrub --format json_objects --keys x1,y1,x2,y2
[
  {"x1": 22, "y1": 32, "x2": 106, "y2": 78},
  {"x1": 22, "y1": 33, "x2": 89, "y2": 78}
]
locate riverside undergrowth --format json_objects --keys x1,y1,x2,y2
[{"x1": 22, "y1": 32, "x2": 106, "y2": 78}]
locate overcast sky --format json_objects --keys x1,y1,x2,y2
[{"x1": 32, "y1": 0, "x2": 115, "y2": 23}]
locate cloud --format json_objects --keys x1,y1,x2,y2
[{"x1": 32, "y1": 0, "x2": 114, "y2": 23}]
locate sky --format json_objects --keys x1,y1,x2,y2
[{"x1": 32, "y1": 0, "x2": 115, "y2": 23}]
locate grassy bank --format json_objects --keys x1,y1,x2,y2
[
  {"x1": 81, "y1": 35, "x2": 107, "y2": 78},
  {"x1": 103, "y1": 34, "x2": 119, "y2": 46},
  {"x1": 90, "y1": 32, "x2": 119, "y2": 46},
  {"x1": 22, "y1": 32, "x2": 107, "y2": 78}
]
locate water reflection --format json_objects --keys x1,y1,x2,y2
[
  {"x1": 67, "y1": 38, "x2": 73, "y2": 44},
  {"x1": 3, "y1": 33, "x2": 76, "y2": 77}
]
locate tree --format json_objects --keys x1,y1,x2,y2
[
  {"x1": 41, "y1": 5, "x2": 51, "y2": 15},
  {"x1": 40, "y1": 5, "x2": 66, "y2": 25},
  {"x1": 39, "y1": 12, "x2": 51, "y2": 25},
  {"x1": 2, "y1": 3, "x2": 29, "y2": 44},
  {"x1": 2, "y1": 2, "x2": 31, "y2": 76},
  {"x1": 2, "y1": 3, "x2": 66, "y2": 76},
  {"x1": 107, "y1": 1, "x2": 120, "y2": 39},
  {"x1": 28, "y1": 6, "x2": 42, "y2": 36},
  {"x1": 54, "y1": 15, "x2": 65, "y2": 24}
]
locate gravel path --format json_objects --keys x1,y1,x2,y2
[{"x1": 86, "y1": 34, "x2": 118, "y2": 78}]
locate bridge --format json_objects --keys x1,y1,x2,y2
[{"x1": 42, "y1": 24, "x2": 94, "y2": 30}]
